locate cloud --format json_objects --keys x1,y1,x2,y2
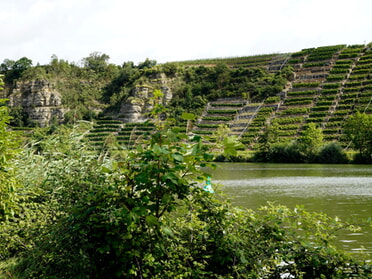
[{"x1": 0, "y1": 0, "x2": 371, "y2": 65}]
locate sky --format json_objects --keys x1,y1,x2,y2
[{"x1": 0, "y1": 0, "x2": 371, "y2": 66}]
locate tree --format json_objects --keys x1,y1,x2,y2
[
  {"x1": 1, "y1": 57, "x2": 33, "y2": 83},
  {"x1": 255, "y1": 121, "x2": 280, "y2": 161},
  {"x1": 344, "y1": 112, "x2": 372, "y2": 162},
  {"x1": 298, "y1": 122, "x2": 324, "y2": 162},
  {"x1": 82, "y1": 51, "x2": 110, "y2": 73},
  {"x1": 0, "y1": 76, "x2": 21, "y2": 221},
  {"x1": 137, "y1": 58, "x2": 157, "y2": 69}
]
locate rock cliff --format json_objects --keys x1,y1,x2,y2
[
  {"x1": 118, "y1": 73, "x2": 173, "y2": 123},
  {"x1": 9, "y1": 80, "x2": 65, "y2": 127}
]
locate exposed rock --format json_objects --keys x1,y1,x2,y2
[
  {"x1": 119, "y1": 73, "x2": 173, "y2": 123},
  {"x1": 9, "y1": 80, "x2": 65, "y2": 127}
]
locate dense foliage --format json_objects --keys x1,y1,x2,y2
[
  {"x1": 0, "y1": 103, "x2": 371, "y2": 278},
  {"x1": 0, "y1": 53, "x2": 291, "y2": 127},
  {"x1": 253, "y1": 122, "x2": 350, "y2": 163}
]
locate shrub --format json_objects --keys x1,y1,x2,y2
[{"x1": 317, "y1": 142, "x2": 348, "y2": 163}]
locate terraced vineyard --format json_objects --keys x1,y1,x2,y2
[{"x1": 87, "y1": 43, "x2": 372, "y2": 150}]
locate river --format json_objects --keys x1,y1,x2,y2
[{"x1": 207, "y1": 163, "x2": 372, "y2": 254}]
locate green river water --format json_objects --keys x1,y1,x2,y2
[{"x1": 208, "y1": 163, "x2": 372, "y2": 255}]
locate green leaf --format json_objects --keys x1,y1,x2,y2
[
  {"x1": 145, "y1": 215, "x2": 159, "y2": 227},
  {"x1": 181, "y1": 112, "x2": 196, "y2": 121},
  {"x1": 161, "y1": 226, "x2": 174, "y2": 237},
  {"x1": 172, "y1": 153, "x2": 183, "y2": 162}
]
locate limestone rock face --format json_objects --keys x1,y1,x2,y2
[
  {"x1": 9, "y1": 80, "x2": 65, "y2": 127},
  {"x1": 119, "y1": 73, "x2": 173, "y2": 123}
]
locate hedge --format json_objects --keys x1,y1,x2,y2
[
  {"x1": 326, "y1": 75, "x2": 345, "y2": 81},
  {"x1": 316, "y1": 101, "x2": 333, "y2": 106},
  {"x1": 358, "y1": 59, "x2": 372, "y2": 64},
  {"x1": 329, "y1": 68, "x2": 349, "y2": 74},
  {"x1": 210, "y1": 103, "x2": 245, "y2": 107},
  {"x1": 193, "y1": 130, "x2": 213, "y2": 135},
  {"x1": 345, "y1": 81, "x2": 362, "y2": 87},
  {"x1": 90, "y1": 128, "x2": 118, "y2": 133},
  {"x1": 207, "y1": 109, "x2": 238, "y2": 114},
  {"x1": 343, "y1": 87, "x2": 361, "y2": 93},
  {"x1": 348, "y1": 74, "x2": 368, "y2": 80},
  {"x1": 306, "y1": 117, "x2": 324, "y2": 123},
  {"x1": 333, "y1": 110, "x2": 349, "y2": 115},
  {"x1": 265, "y1": 96, "x2": 280, "y2": 103},
  {"x1": 279, "y1": 107, "x2": 309, "y2": 115},
  {"x1": 273, "y1": 117, "x2": 304, "y2": 124},
  {"x1": 321, "y1": 89, "x2": 338, "y2": 95},
  {"x1": 339, "y1": 99, "x2": 355, "y2": 106},
  {"x1": 312, "y1": 106, "x2": 329, "y2": 111},
  {"x1": 96, "y1": 120, "x2": 122, "y2": 125},
  {"x1": 332, "y1": 64, "x2": 351, "y2": 69},
  {"x1": 337, "y1": 104, "x2": 354, "y2": 110},
  {"x1": 323, "y1": 128, "x2": 340, "y2": 134},
  {"x1": 342, "y1": 93, "x2": 358, "y2": 99},
  {"x1": 203, "y1": 116, "x2": 234, "y2": 121},
  {"x1": 323, "y1": 83, "x2": 340, "y2": 89},
  {"x1": 125, "y1": 122, "x2": 155, "y2": 127},
  {"x1": 86, "y1": 132, "x2": 111, "y2": 138},
  {"x1": 327, "y1": 116, "x2": 344, "y2": 122},
  {"x1": 292, "y1": 82, "x2": 320, "y2": 88},
  {"x1": 285, "y1": 99, "x2": 313, "y2": 106},
  {"x1": 287, "y1": 90, "x2": 318, "y2": 96},
  {"x1": 318, "y1": 95, "x2": 336, "y2": 101},
  {"x1": 335, "y1": 59, "x2": 353, "y2": 65},
  {"x1": 277, "y1": 130, "x2": 298, "y2": 136},
  {"x1": 309, "y1": 111, "x2": 328, "y2": 117},
  {"x1": 279, "y1": 124, "x2": 300, "y2": 130},
  {"x1": 303, "y1": 62, "x2": 327, "y2": 68},
  {"x1": 197, "y1": 124, "x2": 221, "y2": 128},
  {"x1": 93, "y1": 124, "x2": 121, "y2": 129}
]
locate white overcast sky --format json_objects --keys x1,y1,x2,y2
[{"x1": 1, "y1": 0, "x2": 371, "y2": 65}]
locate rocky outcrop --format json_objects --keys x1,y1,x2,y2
[
  {"x1": 119, "y1": 73, "x2": 173, "y2": 123},
  {"x1": 9, "y1": 80, "x2": 65, "y2": 127}
]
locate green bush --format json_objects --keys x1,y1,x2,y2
[{"x1": 317, "y1": 142, "x2": 348, "y2": 163}]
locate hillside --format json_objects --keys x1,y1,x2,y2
[
  {"x1": 192, "y1": 44, "x2": 372, "y2": 148},
  {"x1": 2, "y1": 43, "x2": 372, "y2": 151}
]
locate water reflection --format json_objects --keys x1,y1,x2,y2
[{"x1": 208, "y1": 163, "x2": 372, "y2": 254}]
